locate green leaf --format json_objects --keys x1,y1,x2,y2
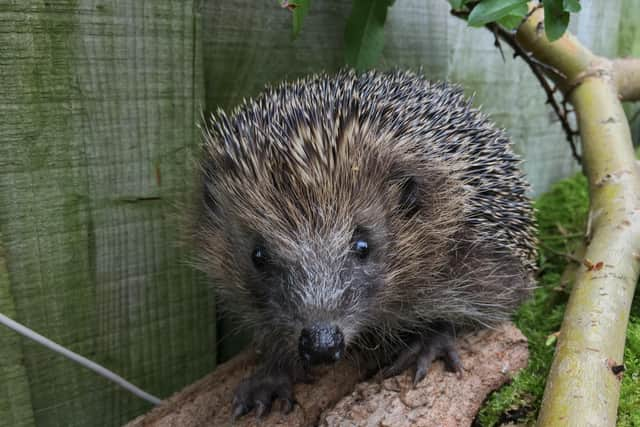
[
  {"x1": 544, "y1": 0, "x2": 570, "y2": 41},
  {"x1": 467, "y1": 0, "x2": 528, "y2": 27},
  {"x1": 284, "y1": 0, "x2": 310, "y2": 40},
  {"x1": 344, "y1": 0, "x2": 393, "y2": 72},
  {"x1": 563, "y1": 0, "x2": 581, "y2": 13},
  {"x1": 496, "y1": 11, "x2": 526, "y2": 29}
]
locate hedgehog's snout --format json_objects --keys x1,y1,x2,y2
[{"x1": 298, "y1": 323, "x2": 345, "y2": 365}]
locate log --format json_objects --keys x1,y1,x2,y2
[{"x1": 125, "y1": 323, "x2": 528, "y2": 427}]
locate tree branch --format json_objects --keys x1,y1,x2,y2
[
  {"x1": 613, "y1": 58, "x2": 640, "y2": 102},
  {"x1": 487, "y1": 23, "x2": 581, "y2": 162},
  {"x1": 450, "y1": 9, "x2": 582, "y2": 162},
  {"x1": 513, "y1": 5, "x2": 640, "y2": 426}
]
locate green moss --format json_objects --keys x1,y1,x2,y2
[
  {"x1": 618, "y1": 296, "x2": 640, "y2": 427},
  {"x1": 477, "y1": 173, "x2": 640, "y2": 426}
]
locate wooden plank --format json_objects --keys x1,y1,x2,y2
[
  {"x1": 0, "y1": 236, "x2": 36, "y2": 427},
  {"x1": 0, "y1": 1, "x2": 214, "y2": 426}
]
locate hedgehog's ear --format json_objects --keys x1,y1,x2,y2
[
  {"x1": 203, "y1": 186, "x2": 218, "y2": 215},
  {"x1": 200, "y1": 164, "x2": 220, "y2": 217},
  {"x1": 398, "y1": 176, "x2": 420, "y2": 217},
  {"x1": 386, "y1": 169, "x2": 421, "y2": 218}
]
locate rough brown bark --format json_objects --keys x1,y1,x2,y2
[
  {"x1": 321, "y1": 324, "x2": 529, "y2": 427},
  {"x1": 124, "y1": 323, "x2": 527, "y2": 427}
]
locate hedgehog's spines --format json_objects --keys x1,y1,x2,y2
[
  {"x1": 202, "y1": 69, "x2": 536, "y2": 272},
  {"x1": 200, "y1": 71, "x2": 538, "y2": 329}
]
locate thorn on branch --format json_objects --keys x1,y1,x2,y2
[
  {"x1": 561, "y1": 98, "x2": 575, "y2": 114},
  {"x1": 487, "y1": 25, "x2": 506, "y2": 62},
  {"x1": 527, "y1": 55, "x2": 567, "y2": 81}
]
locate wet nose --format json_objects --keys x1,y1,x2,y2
[{"x1": 298, "y1": 323, "x2": 345, "y2": 365}]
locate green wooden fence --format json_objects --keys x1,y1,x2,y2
[
  {"x1": 1, "y1": 1, "x2": 638, "y2": 426},
  {"x1": 0, "y1": 2, "x2": 214, "y2": 426}
]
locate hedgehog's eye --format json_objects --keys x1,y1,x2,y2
[
  {"x1": 352, "y1": 227, "x2": 370, "y2": 260},
  {"x1": 251, "y1": 245, "x2": 268, "y2": 270},
  {"x1": 353, "y1": 239, "x2": 369, "y2": 259}
]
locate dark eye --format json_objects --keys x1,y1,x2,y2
[
  {"x1": 251, "y1": 245, "x2": 268, "y2": 269},
  {"x1": 353, "y1": 239, "x2": 369, "y2": 259}
]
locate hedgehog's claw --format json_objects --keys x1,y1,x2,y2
[
  {"x1": 412, "y1": 337, "x2": 463, "y2": 385},
  {"x1": 382, "y1": 327, "x2": 463, "y2": 385},
  {"x1": 231, "y1": 370, "x2": 295, "y2": 420},
  {"x1": 231, "y1": 401, "x2": 249, "y2": 420},
  {"x1": 381, "y1": 340, "x2": 422, "y2": 379}
]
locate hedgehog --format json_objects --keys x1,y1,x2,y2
[{"x1": 192, "y1": 69, "x2": 537, "y2": 419}]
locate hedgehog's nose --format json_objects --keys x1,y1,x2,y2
[{"x1": 298, "y1": 323, "x2": 345, "y2": 365}]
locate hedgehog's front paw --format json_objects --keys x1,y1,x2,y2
[
  {"x1": 231, "y1": 370, "x2": 295, "y2": 419},
  {"x1": 382, "y1": 327, "x2": 463, "y2": 386}
]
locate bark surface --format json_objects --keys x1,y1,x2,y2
[{"x1": 125, "y1": 323, "x2": 528, "y2": 427}]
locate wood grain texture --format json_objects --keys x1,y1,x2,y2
[
  {"x1": 0, "y1": 236, "x2": 36, "y2": 427},
  {"x1": 322, "y1": 324, "x2": 529, "y2": 427},
  {"x1": 0, "y1": 1, "x2": 213, "y2": 426}
]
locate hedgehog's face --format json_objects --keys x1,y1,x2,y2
[
  {"x1": 195, "y1": 142, "x2": 464, "y2": 366},
  {"x1": 200, "y1": 168, "x2": 399, "y2": 365},
  {"x1": 195, "y1": 74, "x2": 468, "y2": 364},
  {"x1": 242, "y1": 221, "x2": 388, "y2": 365}
]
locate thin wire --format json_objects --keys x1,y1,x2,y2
[{"x1": 0, "y1": 312, "x2": 162, "y2": 406}]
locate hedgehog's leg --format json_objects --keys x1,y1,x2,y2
[
  {"x1": 382, "y1": 322, "x2": 462, "y2": 385},
  {"x1": 412, "y1": 327, "x2": 463, "y2": 385},
  {"x1": 231, "y1": 361, "x2": 303, "y2": 419}
]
